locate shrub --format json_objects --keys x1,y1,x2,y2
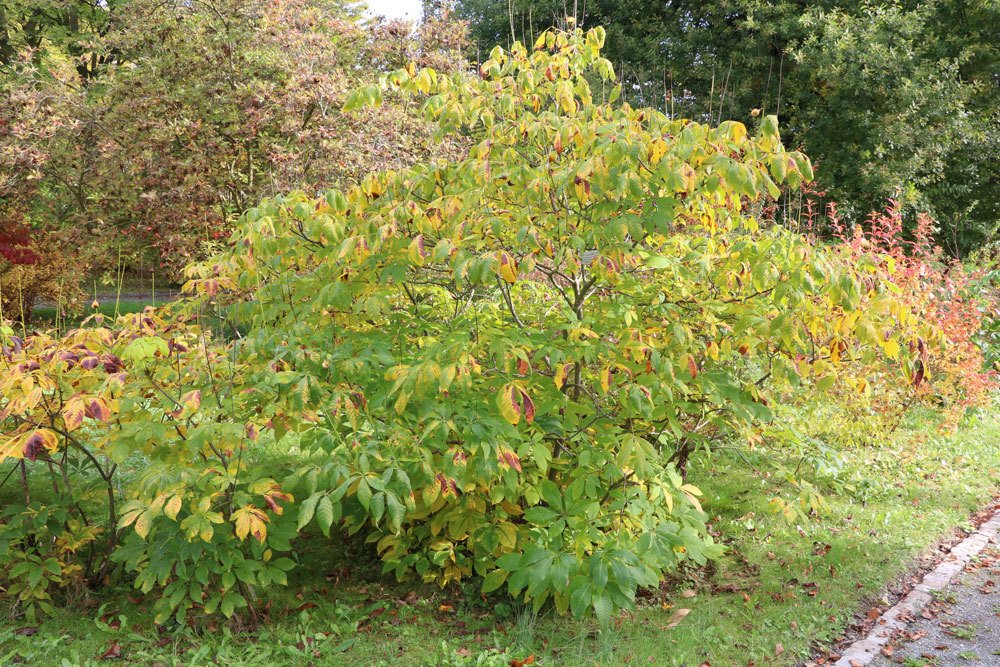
[
  {"x1": 0, "y1": 311, "x2": 295, "y2": 623},
  {"x1": 818, "y1": 201, "x2": 997, "y2": 434},
  {"x1": 185, "y1": 27, "x2": 922, "y2": 622},
  {"x1": 0, "y1": 26, "x2": 945, "y2": 628}
]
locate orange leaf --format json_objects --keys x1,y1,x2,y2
[{"x1": 687, "y1": 354, "x2": 699, "y2": 379}]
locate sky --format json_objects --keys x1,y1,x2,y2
[{"x1": 364, "y1": 0, "x2": 423, "y2": 21}]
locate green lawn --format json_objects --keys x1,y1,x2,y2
[
  {"x1": 31, "y1": 299, "x2": 154, "y2": 323},
  {"x1": 2, "y1": 405, "x2": 998, "y2": 666}
]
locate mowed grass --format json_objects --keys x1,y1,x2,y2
[
  {"x1": 29, "y1": 299, "x2": 157, "y2": 329},
  {"x1": 1, "y1": 405, "x2": 999, "y2": 666}
]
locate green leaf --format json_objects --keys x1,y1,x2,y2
[
  {"x1": 524, "y1": 506, "x2": 557, "y2": 523},
  {"x1": 593, "y1": 594, "x2": 614, "y2": 626},
  {"x1": 356, "y1": 478, "x2": 372, "y2": 512},
  {"x1": 297, "y1": 493, "x2": 320, "y2": 531},
  {"x1": 121, "y1": 336, "x2": 169, "y2": 363},
  {"x1": 481, "y1": 569, "x2": 508, "y2": 593},
  {"x1": 385, "y1": 492, "x2": 406, "y2": 532},
  {"x1": 315, "y1": 495, "x2": 334, "y2": 537}
]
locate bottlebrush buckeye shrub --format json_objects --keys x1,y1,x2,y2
[
  {"x1": 184, "y1": 27, "x2": 923, "y2": 622},
  {"x1": 0, "y1": 312, "x2": 297, "y2": 623}
]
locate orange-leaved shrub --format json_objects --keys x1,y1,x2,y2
[{"x1": 825, "y1": 199, "x2": 996, "y2": 433}]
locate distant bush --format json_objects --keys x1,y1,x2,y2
[{"x1": 0, "y1": 224, "x2": 82, "y2": 323}]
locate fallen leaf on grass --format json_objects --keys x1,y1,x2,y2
[
  {"x1": 665, "y1": 608, "x2": 691, "y2": 628},
  {"x1": 774, "y1": 643, "x2": 784, "y2": 656},
  {"x1": 509, "y1": 655, "x2": 535, "y2": 667},
  {"x1": 98, "y1": 642, "x2": 122, "y2": 660},
  {"x1": 13, "y1": 627, "x2": 38, "y2": 636}
]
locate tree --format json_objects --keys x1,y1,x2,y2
[
  {"x1": 0, "y1": 0, "x2": 469, "y2": 278},
  {"x1": 0, "y1": 0, "x2": 119, "y2": 77},
  {"x1": 447, "y1": 0, "x2": 1000, "y2": 256}
]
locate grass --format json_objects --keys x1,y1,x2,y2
[
  {"x1": 30, "y1": 299, "x2": 154, "y2": 325},
  {"x1": 2, "y1": 405, "x2": 999, "y2": 666}
]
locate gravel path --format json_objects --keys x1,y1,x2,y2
[{"x1": 868, "y1": 545, "x2": 1000, "y2": 666}]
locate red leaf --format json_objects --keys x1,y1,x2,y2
[
  {"x1": 98, "y1": 641, "x2": 122, "y2": 660},
  {"x1": 85, "y1": 398, "x2": 112, "y2": 422},
  {"x1": 498, "y1": 449, "x2": 522, "y2": 472},
  {"x1": 437, "y1": 473, "x2": 459, "y2": 497},
  {"x1": 23, "y1": 433, "x2": 45, "y2": 461},
  {"x1": 519, "y1": 389, "x2": 535, "y2": 424}
]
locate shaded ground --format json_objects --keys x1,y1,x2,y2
[{"x1": 869, "y1": 546, "x2": 1000, "y2": 666}]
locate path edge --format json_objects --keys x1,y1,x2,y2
[{"x1": 828, "y1": 508, "x2": 1000, "y2": 666}]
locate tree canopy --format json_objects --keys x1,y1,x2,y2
[{"x1": 446, "y1": 0, "x2": 999, "y2": 256}]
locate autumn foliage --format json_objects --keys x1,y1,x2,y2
[
  {"x1": 0, "y1": 0, "x2": 469, "y2": 277},
  {"x1": 0, "y1": 25, "x2": 995, "y2": 631},
  {"x1": 824, "y1": 200, "x2": 997, "y2": 431}
]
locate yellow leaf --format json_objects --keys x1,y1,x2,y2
[
  {"x1": 165, "y1": 495, "x2": 182, "y2": 520},
  {"x1": 647, "y1": 138, "x2": 668, "y2": 165},
  {"x1": 180, "y1": 390, "x2": 201, "y2": 412},
  {"x1": 554, "y1": 362, "x2": 573, "y2": 390},
  {"x1": 0, "y1": 436, "x2": 24, "y2": 461},
  {"x1": 233, "y1": 506, "x2": 269, "y2": 543},
  {"x1": 495, "y1": 384, "x2": 520, "y2": 425},
  {"x1": 497, "y1": 251, "x2": 518, "y2": 284},
  {"x1": 62, "y1": 395, "x2": 87, "y2": 432},
  {"x1": 394, "y1": 391, "x2": 411, "y2": 414},
  {"x1": 135, "y1": 510, "x2": 152, "y2": 539},
  {"x1": 599, "y1": 365, "x2": 612, "y2": 393}
]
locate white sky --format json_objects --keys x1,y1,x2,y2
[{"x1": 364, "y1": 0, "x2": 423, "y2": 21}]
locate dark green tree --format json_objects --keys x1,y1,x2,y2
[{"x1": 446, "y1": 0, "x2": 999, "y2": 255}]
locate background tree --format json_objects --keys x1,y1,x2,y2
[
  {"x1": 0, "y1": 0, "x2": 470, "y2": 281},
  {"x1": 447, "y1": 0, "x2": 999, "y2": 256}
]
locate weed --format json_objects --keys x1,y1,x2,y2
[{"x1": 947, "y1": 623, "x2": 978, "y2": 640}]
